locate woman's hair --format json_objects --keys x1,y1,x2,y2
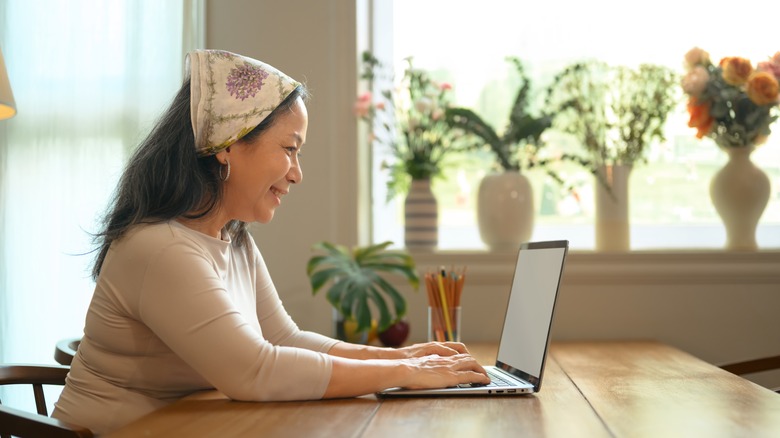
[{"x1": 91, "y1": 78, "x2": 310, "y2": 280}]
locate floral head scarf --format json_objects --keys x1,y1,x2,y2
[{"x1": 188, "y1": 49, "x2": 300, "y2": 156}]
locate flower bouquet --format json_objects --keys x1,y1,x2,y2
[
  {"x1": 682, "y1": 48, "x2": 780, "y2": 250},
  {"x1": 683, "y1": 48, "x2": 780, "y2": 148},
  {"x1": 355, "y1": 51, "x2": 461, "y2": 201}
]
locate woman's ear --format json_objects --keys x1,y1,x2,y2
[{"x1": 214, "y1": 146, "x2": 231, "y2": 165}]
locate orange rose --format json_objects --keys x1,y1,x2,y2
[
  {"x1": 720, "y1": 57, "x2": 753, "y2": 86},
  {"x1": 746, "y1": 71, "x2": 779, "y2": 105},
  {"x1": 686, "y1": 97, "x2": 714, "y2": 139}
]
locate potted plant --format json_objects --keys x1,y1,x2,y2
[
  {"x1": 306, "y1": 240, "x2": 419, "y2": 346},
  {"x1": 445, "y1": 57, "x2": 558, "y2": 251},
  {"x1": 355, "y1": 51, "x2": 464, "y2": 251},
  {"x1": 545, "y1": 60, "x2": 679, "y2": 251},
  {"x1": 681, "y1": 47, "x2": 780, "y2": 250}
]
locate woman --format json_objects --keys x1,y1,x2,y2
[{"x1": 52, "y1": 49, "x2": 489, "y2": 434}]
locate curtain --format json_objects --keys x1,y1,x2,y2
[{"x1": 0, "y1": 0, "x2": 204, "y2": 369}]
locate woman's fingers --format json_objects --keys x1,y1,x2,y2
[
  {"x1": 401, "y1": 353, "x2": 490, "y2": 389},
  {"x1": 441, "y1": 342, "x2": 469, "y2": 354},
  {"x1": 399, "y1": 341, "x2": 470, "y2": 358}
]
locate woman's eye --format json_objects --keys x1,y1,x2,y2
[{"x1": 284, "y1": 146, "x2": 298, "y2": 156}]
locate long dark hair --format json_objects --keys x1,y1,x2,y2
[{"x1": 91, "y1": 77, "x2": 309, "y2": 280}]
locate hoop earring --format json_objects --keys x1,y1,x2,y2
[{"x1": 219, "y1": 159, "x2": 231, "y2": 182}]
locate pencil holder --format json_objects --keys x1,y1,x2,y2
[{"x1": 427, "y1": 306, "x2": 461, "y2": 343}]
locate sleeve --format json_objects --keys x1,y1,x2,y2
[
  {"x1": 251, "y1": 243, "x2": 341, "y2": 353},
  {"x1": 137, "y1": 241, "x2": 334, "y2": 402}
]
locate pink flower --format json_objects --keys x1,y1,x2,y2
[
  {"x1": 684, "y1": 47, "x2": 711, "y2": 70},
  {"x1": 757, "y1": 52, "x2": 780, "y2": 81},
  {"x1": 439, "y1": 82, "x2": 453, "y2": 91},
  {"x1": 681, "y1": 66, "x2": 710, "y2": 98},
  {"x1": 353, "y1": 92, "x2": 373, "y2": 117},
  {"x1": 356, "y1": 91, "x2": 372, "y2": 103}
]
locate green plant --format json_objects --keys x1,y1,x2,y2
[
  {"x1": 355, "y1": 51, "x2": 463, "y2": 201},
  {"x1": 545, "y1": 60, "x2": 679, "y2": 169},
  {"x1": 610, "y1": 64, "x2": 679, "y2": 165},
  {"x1": 446, "y1": 57, "x2": 554, "y2": 173},
  {"x1": 306, "y1": 241, "x2": 419, "y2": 334}
]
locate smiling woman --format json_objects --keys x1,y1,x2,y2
[
  {"x1": 47, "y1": 49, "x2": 489, "y2": 435},
  {"x1": 216, "y1": 96, "x2": 308, "y2": 227}
]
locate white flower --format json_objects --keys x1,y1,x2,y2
[{"x1": 414, "y1": 97, "x2": 432, "y2": 113}]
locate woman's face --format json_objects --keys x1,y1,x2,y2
[{"x1": 217, "y1": 97, "x2": 308, "y2": 224}]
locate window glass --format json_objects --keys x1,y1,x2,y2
[{"x1": 371, "y1": 0, "x2": 780, "y2": 250}]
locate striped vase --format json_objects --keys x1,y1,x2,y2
[{"x1": 404, "y1": 179, "x2": 438, "y2": 251}]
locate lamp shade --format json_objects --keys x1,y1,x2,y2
[{"x1": 0, "y1": 46, "x2": 16, "y2": 120}]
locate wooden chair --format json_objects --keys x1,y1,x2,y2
[
  {"x1": 54, "y1": 338, "x2": 81, "y2": 366},
  {"x1": 720, "y1": 355, "x2": 780, "y2": 393},
  {"x1": 0, "y1": 364, "x2": 93, "y2": 438}
]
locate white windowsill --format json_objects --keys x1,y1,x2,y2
[{"x1": 408, "y1": 249, "x2": 780, "y2": 286}]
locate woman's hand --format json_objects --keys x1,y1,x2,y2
[
  {"x1": 324, "y1": 346, "x2": 490, "y2": 398},
  {"x1": 393, "y1": 342, "x2": 471, "y2": 359},
  {"x1": 397, "y1": 353, "x2": 490, "y2": 389}
]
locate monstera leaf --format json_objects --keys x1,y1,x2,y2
[{"x1": 306, "y1": 241, "x2": 419, "y2": 333}]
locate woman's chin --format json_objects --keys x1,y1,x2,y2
[{"x1": 255, "y1": 210, "x2": 275, "y2": 224}]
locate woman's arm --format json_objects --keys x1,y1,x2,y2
[
  {"x1": 323, "y1": 353, "x2": 490, "y2": 398},
  {"x1": 327, "y1": 341, "x2": 474, "y2": 360}
]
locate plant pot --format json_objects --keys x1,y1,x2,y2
[
  {"x1": 378, "y1": 319, "x2": 410, "y2": 348},
  {"x1": 332, "y1": 309, "x2": 369, "y2": 344},
  {"x1": 477, "y1": 171, "x2": 534, "y2": 251},
  {"x1": 709, "y1": 147, "x2": 770, "y2": 251},
  {"x1": 594, "y1": 164, "x2": 632, "y2": 252},
  {"x1": 404, "y1": 179, "x2": 438, "y2": 251}
]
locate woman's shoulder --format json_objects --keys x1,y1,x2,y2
[
  {"x1": 125, "y1": 221, "x2": 185, "y2": 243},
  {"x1": 116, "y1": 221, "x2": 208, "y2": 257}
]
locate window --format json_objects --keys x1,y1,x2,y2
[
  {"x1": 370, "y1": 0, "x2": 780, "y2": 250},
  {"x1": 0, "y1": 0, "x2": 204, "y2": 366}
]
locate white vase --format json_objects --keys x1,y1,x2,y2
[
  {"x1": 709, "y1": 147, "x2": 770, "y2": 251},
  {"x1": 404, "y1": 179, "x2": 438, "y2": 251},
  {"x1": 594, "y1": 164, "x2": 632, "y2": 252},
  {"x1": 477, "y1": 171, "x2": 534, "y2": 251}
]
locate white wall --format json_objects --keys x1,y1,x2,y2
[
  {"x1": 207, "y1": 1, "x2": 780, "y2": 389},
  {"x1": 207, "y1": 0, "x2": 364, "y2": 335}
]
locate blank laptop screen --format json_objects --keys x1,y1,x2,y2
[{"x1": 497, "y1": 243, "x2": 567, "y2": 377}]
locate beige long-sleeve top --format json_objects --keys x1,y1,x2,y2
[{"x1": 52, "y1": 221, "x2": 338, "y2": 434}]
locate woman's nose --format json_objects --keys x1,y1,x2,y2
[{"x1": 288, "y1": 161, "x2": 302, "y2": 184}]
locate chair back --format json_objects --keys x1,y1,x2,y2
[
  {"x1": 720, "y1": 355, "x2": 780, "y2": 393},
  {"x1": 54, "y1": 338, "x2": 81, "y2": 366},
  {"x1": 0, "y1": 364, "x2": 93, "y2": 438}
]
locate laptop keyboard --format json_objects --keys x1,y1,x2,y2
[{"x1": 459, "y1": 369, "x2": 514, "y2": 388}]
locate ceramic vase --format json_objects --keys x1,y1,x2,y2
[
  {"x1": 477, "y1": 171, "x2": 534, "y2": 251},
  {"x1": 404, "y1": 179, "x2": 438, "y2": 251},
  {"x1": 709, "y1": 147, "x2": 770, "y2": 251},
  {"x1": 594, "y1": 164, "x2": 632, "y2": 252},
  {"x1": 333, "y1": 309, "x2": 369, "y2": 344}
]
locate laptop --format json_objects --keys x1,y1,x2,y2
[{"x1": 377, "y1": 239, "x2": 569, "y2": 397}]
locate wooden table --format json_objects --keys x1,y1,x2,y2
[{"x1": 106, "y1": 341, "x2": 780, "y2": 437}]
